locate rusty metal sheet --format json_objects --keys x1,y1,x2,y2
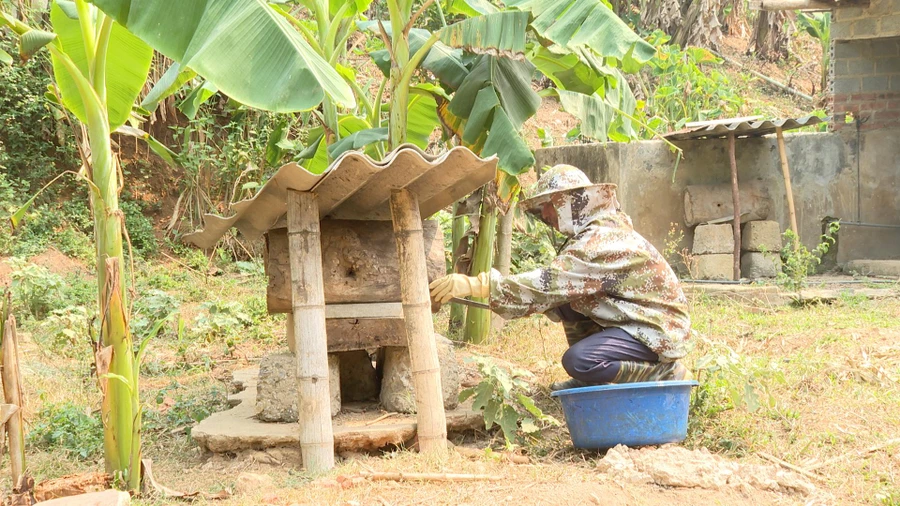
[
  {"x1": 183, "y1": 144, "x2": 498, "y2": 248},
  {"x1": 664, "y1": 115, "x2": 824, "y2": 141}
]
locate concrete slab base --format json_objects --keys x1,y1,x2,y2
[
  {"x1": 683, "y1": 281, "x2": 898, "y2": 305},
  {"x1": 845, "y1": 260, "x2": 900, "y2": 278},
  {"x1": 193, "y1": 369, "x2": 482, "y2": 455}
]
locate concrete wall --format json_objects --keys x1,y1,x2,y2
[
  {"x1": 833, "y1": 0, "x2": 900, "y2": 40},
  {"x1": 534, "y1": 129, "x2": 900, "y2": 265},
  {"x1": 831, "y1": 36, "x2": 900, "y2": 131}
]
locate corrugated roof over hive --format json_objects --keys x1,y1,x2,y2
[{"x1": 184, "y1": 144, "x2": 498, "y2": 249}]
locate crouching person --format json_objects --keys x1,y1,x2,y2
[{"x1": 430, "y1": 165, "x2": 691, "y2": 390}]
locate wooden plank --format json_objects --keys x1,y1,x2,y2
[
  {"x1": 325, "y1": 318, "x2": 407, "y2": 353},
  {"x1": 389, "y1": 189, "x2": 447, "y2": 455},
  {"x1": 728, "y1": 134, "x2": 741, "y2": 281},
  {"x1": 776, "y1": 127, "x2": 800, "y2": 250},
  {"x1": 266, "y1": 219, "x2": 446, "y2": 313},
  {"x1": 287, "y1": 190, "x2": 334, "y2": 472},
  {"x1": 750, "y1": 0, "x2": 861, "y2": 10},
  {"x1": 325, "y1": 303, "x2": 403, "y2": 319}
]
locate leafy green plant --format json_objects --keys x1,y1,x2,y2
[
  {"x1": 190, "y1": 300, "x2": 252, "y2": 341},
  {"x1": 510, "y1": 211, "x2": 565, "y2": 275},
  {"x1": 663, "y1": 222, "x2": 695, "y2": 278},
  {"x1": 642, "y1": 31, "x2": 743, "y2": 133},
  {"x1": 39, "y1": 305, "x2": 92, "y2": 357},
  {"x1": 143, "y1": 382, "x2": 227, "y2": 437},
  {"x1": 6, "y1": 257, "x2": 66, "y2": 319},
  {"x1": 459, "y1": 356, "x2": 559, "y2": 447},
  {"x1": 28, "y1": 402, "x2": 104, "y2": 460},
  {"x1": 777, "y1": 222, "x2": 839, "y2": 291},
  {"x1": 797, "y1": 12, "x2": 830, "y2": 93}
]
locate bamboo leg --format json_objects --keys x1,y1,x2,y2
[
  {"x1": 389, "y1": 189, "x2": 447, "y2": 455},
  {"x1": 286, "y1": 313, "x2": 295, "y2": 354},
  {"x1": 287, "y1": 190, "x2": 335, "y2": 472},
  {"x1": 728, "y1": 133, "x2": 741, "y2": 280},
  {"x1": 1, "y1": 314, "x2": 25, "y2": 488},
  {"x1": 776, "y1": 127, "x2": 800, "y2": 250}
]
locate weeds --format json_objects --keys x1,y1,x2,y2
[
  {"x1": 776, "y1": 222, "x2": 839, "y2": 291},
  {"x1": 6, "y1": 257, "x2": 67, "y2": 319},
  {"x1": 663, "y1": 222, "x2": 695, "y2": 278},
  {"x1": 459, "y1": 356, "x2": 560, "y2": 448},
  {"x1": 28, "y1": 403, "x2": 104, "y2": 460}
]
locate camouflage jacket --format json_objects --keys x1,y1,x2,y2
[{"x1": 489, "y1": 185, "x2": 691, "y2": 361}]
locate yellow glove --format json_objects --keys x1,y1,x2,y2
[{"x1": 429, "y1": 273, "x2": 490, "y2": 305}]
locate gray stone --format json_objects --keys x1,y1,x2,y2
[
  {"x1": 692, "y1": 224, "x2": 734, "y2": 255},
  {"x1": 833, "y1": 76, "x2": 862, "y2": 94},
  {"x1": 848, "y1": 58, "x2": 875, "y2": 75},
  {"x1": 256, "y1": 352, "x2": 340, "y2": 422},
  {"x1": 379, "y1": 335, "x2": 460, "y2": 413},
  {"x1": 852, "y1": 18, "x2": 878, "y2": 37},
  {"x1": 741, "y1": 252, "x2": 782, "y2": 279},
  {"x1": 741, "y1": 221, "x2": 782, "y2": 253},
  {"x1": 845, "y1": 259, "x2": 900, "y2": 277},
  {"x1": 863, "y1": 75, "x2": 890, "y2": 92},
  {"x1": 339, "y1": 350, "x2": 379, "y2": 402},
  {"x1": 691, "y1": 254, "x2": 734, "y2": 281}
]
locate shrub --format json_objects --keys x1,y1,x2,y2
[
  {"x1": 28, "y1": 403, "x2": 104, "y2": 460},
  {"x1": 6, "y1": 257, "x2": 67, "y2": 319}
]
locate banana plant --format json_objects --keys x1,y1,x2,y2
[
  {"x1": 797, "y1": 12, "x2": 830, "y2": 93},
  {"x1": 2, "y1": 0, "x2": 352, "y2": 490}
]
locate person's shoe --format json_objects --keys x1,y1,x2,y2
[{"x1": 549, "y1": 378, "x2": 594, "y2": 392}]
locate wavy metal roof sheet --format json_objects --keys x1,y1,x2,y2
[
  {"x1": 183, "y1": 144, "x2": 498, "y2": 249},
  {"x1": 663, "y1": 115, "x2": 824, "y2": 141}
]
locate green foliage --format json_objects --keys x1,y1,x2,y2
[
  {"x1": 642, "y1": 31, "x2": 743, "y2": 133},
  {"x1": 6, "y1": 257, "x2": 67, "y2": 319},
  {"x1": 692, "y1": 339, "x2": 786, "y2": 417},
  {"x1": 776, "y1": 223, "x2": 839, "y2": 291},
  {"x1": 132, "y1": 289, "x2": 179, "y2": 341},
  {"x1": 120, "y1": 197, "x2": 159, "y2": 257},
  {"x1": 510, "y1": 211, "x2": 565, "y2": 274},
  {"x1": 190, "y1": 300, "x2": 252, "y2": 341},
  {"x1": 0, "y1": 47, "x2": 80, "y2": 191},
  {"x1": 38, "y1": 305, "x2": 92, "y2": 358},
  {"x1": 28, "y1": 402, "x2": 104, "y2": 460},
  {"x1": 797, "y1": 12, "x2": 830, "y2": 92},
  {"x1": 459, "y1": 356, "x2": 559, "y2": 447}
]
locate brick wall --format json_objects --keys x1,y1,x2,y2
[
  {"x1": 833, "y1": 0, "x2": 900, "y2": 40},
  {"x1": 831, "y1": 37, "x2": 900, "y2": 130}
]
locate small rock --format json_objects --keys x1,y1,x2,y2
[
  {"x1": 234, "y1": 472, "x2": 276, "y2": 496},
  {"x1": 34, "y1": 490, "x2": 130, "y2": 506}
]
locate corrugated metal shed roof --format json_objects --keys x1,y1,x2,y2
[
  {"x1": 183, "y1": 144, "x2": 497, "y2": 249},
  {"x1": 664, "y1": 115, "x2": 824, "y2": 141}
]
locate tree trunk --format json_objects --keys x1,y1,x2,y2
[
  {"x1": 388, "y1": 1, "x2": 410, "y2": 148},
  {"x1": 493, "y1": 207, "x2": 514, "y2": 277},
  {"x1": 750, "y1": 11, "x2": 789, "y2": 60},
  {"x1": 448, "y1": 201, "x2": 467, "y2": 333},
  {"x1": 463, "y1": 194, "x2": 497, "y2": 344}
]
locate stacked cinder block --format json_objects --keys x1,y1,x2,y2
[
  {"x1": 741, "y1": 221, "x2": 783, "y2": 279},
  {"x1": 691, "y1": 224, "x2": 734, "y2": 280}
]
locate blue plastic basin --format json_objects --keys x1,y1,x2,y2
[{"x1": 551, "y1": 380, "x2": 698, "y2": 449}]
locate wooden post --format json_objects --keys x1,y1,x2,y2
[
  {"x1": 728, "y1": 134, "x2": 741, "y2": 280},
  {"x1": 286, "y1": 313, "x2": 295, "y2": 354},
  {"x1": 389, "y1": 189, "x2": 447, "y2": 454},
  {"x1": 776, "y1": 127, "x2": 800, "y2": 250},
  {"x1": 287, "y1": 190, "x2": 335, "y2": 472},
  {"x1": 1, "y1": 314, "x2": 25, "y2": 487}
]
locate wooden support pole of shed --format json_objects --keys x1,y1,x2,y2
[
  {"x1": 287, "y1": 190, "x2": 335, "y2": 472},
  {"x1": 728, "y1": 133, "x2": 741, "y2": 280},
  {"x1": 1, "y1": 314, "x2": 25, "y2": 487},
  {"x1": 776, "y1": 127, "x2": 800, "y2": 250},
  {"x1": 389, "y1": 189, "x2": 447, "y2": 455}
]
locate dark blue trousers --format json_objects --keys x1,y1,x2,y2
[{"x1": 561, "y1": 327, "x2": 660, "y2": 383}]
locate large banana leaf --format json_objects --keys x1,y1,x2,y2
[
  {"x1": 506, "y1": 0, "x2": 655, "y2": 63},
  {"x1": 49, "y1": 2, "x2": 152, "y2": 131},
  {"x1": 439, "y1": 11, "x2": 529, "y2": 57},
  {"x1": 90, "y1": 0, "x2": 355, "y2": 112},
  {"x1": 449, "y1": 55, "x2": 539, "y2": 129},
  {"x1": 445, "y1": 0, "x2": 499, "y2": 16},
  {"x1": 557, "y1": 86, "x2": 636, "y2": 142},
  {"x1": 529, "y1": 46, "x2": 607, "y2": 95},
  {"x1": 407, "y1": 85, "x2": 441, "y2": 149}
]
